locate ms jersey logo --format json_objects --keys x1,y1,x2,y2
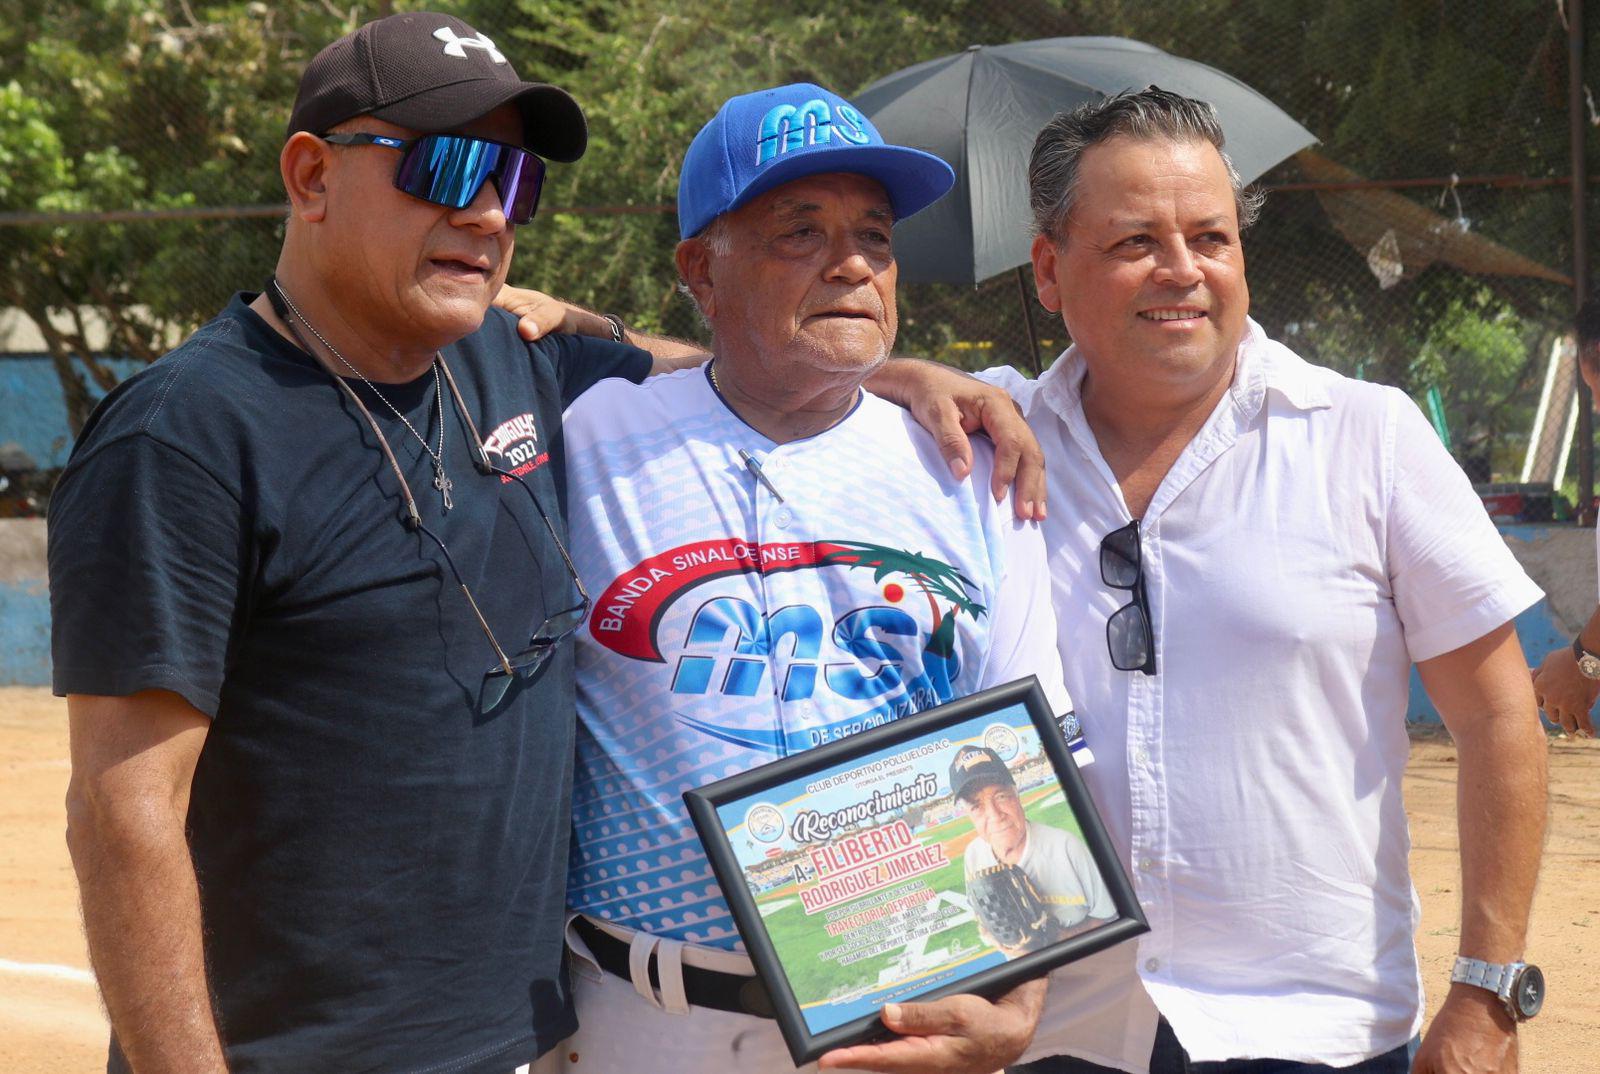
[
  {"x1": 482, "y1": 412, "x2": 547, "y2": 479},
  {"x1": 591, "y1": 539, "x2": 987, "y2": 751}
]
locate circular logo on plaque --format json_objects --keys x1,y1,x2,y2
[
  {"x1": 983, "y1": 723, "x2": 1020, "y2": 762},
  {"x1": 745, "y1": 803, "x2": 785, "y2": 843}
]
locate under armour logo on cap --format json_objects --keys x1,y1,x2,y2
[
  {"x1": 287, "y1": 11, "x2": 588, "y2": 161},
  {"x1": 433, "y1": 26, "x2": 506, "y2": 63}
]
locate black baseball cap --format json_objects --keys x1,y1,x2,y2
[
  {"x1": 948, "y1": 745, "x2": 1016, "y2": 803},
  {"x1": 287, "y1": 11, "x2": 587, "y2": 162}
]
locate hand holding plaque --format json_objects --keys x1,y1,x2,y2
[
  {"x1": 816, "y1": 977, "x2": 1048, "y2": 1073},
  {"x1": 683, "y1": 678, "x2": 1148, "y2": 1065}
]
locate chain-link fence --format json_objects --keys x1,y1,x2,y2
[{"x1": 3, "y1": 0, "x2": 1595, "y2": 521}]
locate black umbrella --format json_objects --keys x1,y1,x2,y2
[{"x1": 854, "y1": 37, "x2": 1316, "y2": 367}]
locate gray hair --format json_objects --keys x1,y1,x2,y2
[{"x1": 1028, "y1": 86, "x2": 1265, "y2": 241}]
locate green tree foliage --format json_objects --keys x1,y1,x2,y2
[
  {"x1": 1412, "y1": 291, "x2": 1550, "y2": 477},
  {"x1": 476, "y1": 0, "x2": 982, "y2": 334},
  {"x1": 1, "y1": 0, "x2": 1587, "y2": 467},
  {"x1": 0, "y1": 0, "x2": 361, "y2": 431}
]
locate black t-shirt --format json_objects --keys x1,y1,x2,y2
[{"x1": 49, "y1": 295, "x2": 651, "y2": 1074}]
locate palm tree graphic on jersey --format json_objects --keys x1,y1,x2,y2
[{"x1": 820, "y1": 540, "x2": 987, "y2": 701}]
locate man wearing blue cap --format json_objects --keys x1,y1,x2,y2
[{"x1": 539, "y1": 83, "x2": 1072, "y2": 1073}]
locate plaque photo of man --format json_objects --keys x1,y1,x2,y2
[{"x1": 950, "y1": 745, "x2": 1115, "y2": 958}]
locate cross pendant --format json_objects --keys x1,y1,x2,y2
[{"x1": 434, "y1": 462, "x2": 454, "y2": 511}]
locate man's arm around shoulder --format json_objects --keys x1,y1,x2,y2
[
  {"x1": 1414, "y1": 623, "x2": 1548, "y2": 1074},
  {"x1": 67, "y1": 690, "x2": 227, "y2": 1073},
  {"x1": 866, "y1": 357, "x2": 1046, "y2": 521},
  {"x1": 494, "y1": 285, "x2": 705, "y2": 372},
  {"x1": 491, "y1": 286, "x2": 1050, "y2": 517}
]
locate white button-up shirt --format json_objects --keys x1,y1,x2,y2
[{"x1": 981, "y1": 319, "x2": 1542, "y2": 1069}]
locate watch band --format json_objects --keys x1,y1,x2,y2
[
  {"x1": 1451, "y1": 955, "x2": 1544, "y2": 1022},
  {"x1": 601, "y1": 313, "x2": 627, "y2": 345},
  {"x1": 1451, "y1": 955, "x2": 1516, "y2": 995}
]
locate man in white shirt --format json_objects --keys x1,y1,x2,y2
[
  {"x1": 541, "y1": 82, "x2": 1071, "y2": 1074},
  {"x1": 970, "y1": 88, "x2": 1548, "y2": 1074}
]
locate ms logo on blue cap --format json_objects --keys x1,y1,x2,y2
[
  {"x1": 677, "y1": 81, "x2": 955, "y2": 240},
  {"x1": 756, "y1": 99, "x2": 871, "y2": 165}
]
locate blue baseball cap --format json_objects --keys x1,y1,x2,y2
[{"x1": 677, "y1": 82, "x2": 955, "y2": 240}]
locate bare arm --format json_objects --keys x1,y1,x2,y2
[
  {"x1": 1530, "y1": 605, "x2": 1600, "y2": 736},
  {"x1": 1413, "y1": 623, "x2": 1548, "y2": 1074},
  {"x1": 491, "y1": 285, "x2": 706, "y2": 372},
  {"x1": 67, "y1": 690, "x2": 226, "y2": 1074},
  {"x1": 864, "y1": 357, "x2": 1046, "y2": 522}
]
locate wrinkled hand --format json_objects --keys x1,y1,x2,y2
[
  {"x1": 1413, "y1": 988, "x2": 1518, "y2": 1073},
  {"x1": 1530, "y1": 646, "x2": 1597, "y2": 736},
  {"x1": 874, "y1": 360, "x2": 1045, "y2": 521},
  {"x1": 492, "y1": 284, "x2": 606, "y2": 342},
  {"x1": 816, "y1": 977, "x2": 1046, "y2": 1074}
]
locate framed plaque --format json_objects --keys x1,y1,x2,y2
[{"x1": 682, "y1": 677, "x2": 1148, "y2": 1065}]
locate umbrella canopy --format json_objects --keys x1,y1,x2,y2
[{"x1": 854, "y1": 37, "x2": 1317, "y2": 284}]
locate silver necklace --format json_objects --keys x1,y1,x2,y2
[{"x1": 271, "y1": 281, "x2": 453, "y2": 511}]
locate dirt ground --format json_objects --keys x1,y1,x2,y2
[{"x1": 3, "y1": 687, "x2": 1596, "y2": 1072}]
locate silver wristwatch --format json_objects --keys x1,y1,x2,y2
[
  {"x1": 1572, "y1": 636, "x2": 1600, "y2": 679},
  {"x1": 1450, "y1": 956, "x2": 1544, "y2": 1022}
]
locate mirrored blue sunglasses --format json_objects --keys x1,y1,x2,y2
[{"x1": 321, "y1": 131, "x2": 546, "y2": 225}]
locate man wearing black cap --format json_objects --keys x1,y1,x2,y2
[
  {"x1": 949, "y1": 745, "x2": 1114, "y2": 958},
  {"x1": 50, "y1": 13, "x2": 666, "y2": 1074}
]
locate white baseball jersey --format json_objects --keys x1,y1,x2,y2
[{"x1": 561, "y1": 367, "x2": 1071, "y2": 950}]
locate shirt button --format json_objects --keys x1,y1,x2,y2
[
  {"x1": 1139, "y1": 857, "x2": 1155, "y2": 872},
  {"x1": 1145, "y1": 958, "x2": 1160, "y2": 973},
  {"x1": 775, "y1": 507, "x2": 794, "y2": 529},
  {"x1": 1134, "y1": 747, "x2": 1150, "y2": 765}
]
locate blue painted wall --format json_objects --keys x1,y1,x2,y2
[
  {"x1": 0, "y1": 353, "x2": 144, "y2": 469},
  {"x1": 0, "y1": 519, "x2": 50, "y2": 686},
  {"x1": 1, "y1": 360, "x2": 1592, "y2": 705},
  {"x1": 4, "y1": 513, "x2": 1588, "y2": 709},
  {"x1": 1, "y1": 576, "x2": 50, "y2": 685}
]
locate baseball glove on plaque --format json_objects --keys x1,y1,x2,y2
[{"x1": 969, "y1": 863, "x2": 1059, "y2": 951}]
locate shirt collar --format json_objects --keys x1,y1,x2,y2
[{"x1": 1037, "y1": 317, "x2": 1335, "y2": 424}]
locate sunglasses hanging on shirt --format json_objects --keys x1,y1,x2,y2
[
  {"x1": 321, "y1": 131, "x2": 547, "y2": 224},
  {"x1": 1099, "y1": 519, "x2": 1157, "y2": 676}
]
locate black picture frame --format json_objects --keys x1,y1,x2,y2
[{"x1": 683, "y1": 676, "x2": 1148, "y2": 1066}]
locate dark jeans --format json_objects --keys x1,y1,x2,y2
[{"x1": 1011, "y1": 1019, "x2": 1415, "y2": 1074}]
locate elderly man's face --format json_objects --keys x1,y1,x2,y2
[
  {"x1": 1033, "y1": 136, "x2": 1248, "y2": 393},
  {"x1": 317, "y1": 104, "x2": 522, "y2": 354},
  {"x1": 702, "y1": 172, "x2": 898, "y2": 376},
  {"x1": 962, "y1": 782, "x2": 1027, "y2": 864}
]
